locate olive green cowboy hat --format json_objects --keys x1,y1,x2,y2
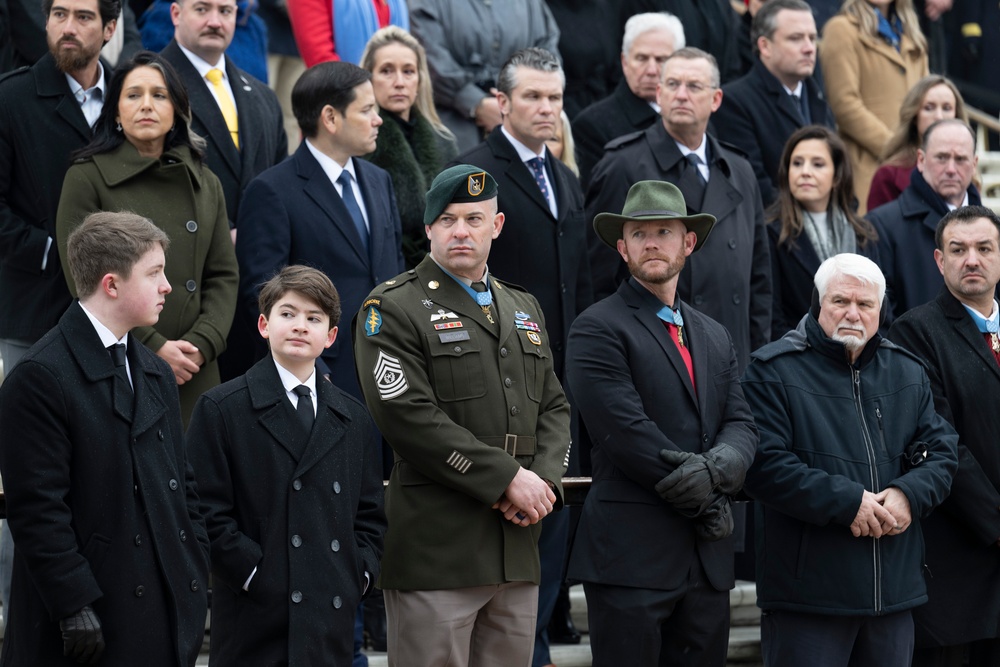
[{"x1": 593, "y1": 180, "x2": 717, "y2": 252}]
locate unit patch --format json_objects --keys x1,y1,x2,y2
[
  {"x1": 362, "y1": 297, "x2": 381, "y2": 310},
  {"x1": 447, "y1": 450, "x2": 473, "y2": 474},
  {"x1": 434, "y1": 321, "x2": 464, "y2": 330},
  {"x1": 526, "y1": 331, "x2": 542, "y2": 346},
  {"x1": 364, "y1": 306, "x2": 383, "y2": 336},
  {"x1": 373, "y1": 349, "x2": 408, "y2": 400}
]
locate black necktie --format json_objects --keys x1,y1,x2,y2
[
  {"x1": 108, "y1": 343, "x2": 134, "y2": 419},
  {"x1": 293, "y1": 385, "x2": 314, "y2": 434},
  {"x1": 108, "y1": 343, "x2": 131, "y2": 391},
  {"x1": 682, "y1": 154, "x2": 707, "y2": 211},
  {"x1": 793, "y1": 92, "x2": 811, "y2": 125}
]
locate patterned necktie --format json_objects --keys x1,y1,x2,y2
[
  {"x1": 527, "y1": 157, "x2": 554, "y2": 212},
  {"x1": 337, "y1": 171, "x2": 369, "y2": 254},
  {"x1": 293, "y1": 385, "x2": 314, "y2": 433},
  {"x1": 205, "y1": 68, "x2": 239, "y2": 149}
]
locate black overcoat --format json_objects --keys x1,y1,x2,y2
[
  {"x1": 0, "y1": 302, "x2": 210, "y2": 666},
  {"x1": 0, "y1": 53, "x2": 90, "y2": 342},
  {"x1": 715, "y1": 59, "x2": 835, "y2": 207},
  {"x1": 888, "y1": 288, "x2": 1000, "y2": 646},
  {"x1": 186, "y1": 357, "x2": 386, "y2": 665}
]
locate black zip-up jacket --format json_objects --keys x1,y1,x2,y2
[{"x1": 742, "y1": 314, "x2": 958, "y2": 616}]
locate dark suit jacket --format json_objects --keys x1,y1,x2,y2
[
  {"x1": 186, "y1": 357, "x2": 385, "y2": 666},
  {"x1": 0, "y1": 53, "x2": 88, "y2": 341},
  {"x1": 565, "y1": 279, "x2": 758, "y2": 591},
  {"x1": 715, "y1": 59, "x2": 835, "y2": 206},
  {"x1": 161, "y1": 39, "x2": 287, "y2": 227},
  {"x1": 869, "y1": 182, "x2": 981, "y2": 321},
  {"x1": 235, "y1": 143, "x2": 404, "y2": 399},
  {"x1": 586, "y1": 122, "x2": 771, "y2": 370},
  {"x1": 888, "y1": 289, "x2": 1000, "y2": 646},
  {"x1": 452, "y1": 128, "x2": 592, "y2": 378},
  {"x1": 572, "y1": 79, "x2": 659, "y2": 190},
  {"x1": 0, "y1": 302, "x2": 210, "y2": 666}
]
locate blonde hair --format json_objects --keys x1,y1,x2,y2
[
  {"x1": 880, "y1": 75, "x2": 966, "y2": 164},
  {"x1": 839, "y1": 0, "x2": 927, "y2": 53},
  {"x1": 360, "y1": 26, "x2": 454, "y2": 140},
  {"x1": 554, "y1": 110, "x2": 579, "y2": 176}
]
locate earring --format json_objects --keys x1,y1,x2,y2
[{"x1": 116, "y1": 122, "x2": 122, "y2": 132}]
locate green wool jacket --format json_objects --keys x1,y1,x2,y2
[
  {"x1": 56, "y1": 141, "x2": 238, "y2": 424},
  {"x1": 354, "y1": 257, "x2": 570, "y2": 590}
]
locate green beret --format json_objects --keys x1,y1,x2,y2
[{"x1": 424, "y1": 164, "x2": 499, "y2": 226}]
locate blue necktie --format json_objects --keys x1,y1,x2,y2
[
  {"x1": 337, "y1": 171, "x2": 369, "y2": 254},
  {"x1": 527, "y1": 157, "x2": 554, "y2": 211}
]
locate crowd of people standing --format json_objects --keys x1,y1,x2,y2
[{"x1": 0, "y1": 0, "x2": 999, "y2": 665}]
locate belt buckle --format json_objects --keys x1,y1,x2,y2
[{"x1": 505, "y1": 433, "x2": 517, "y2": 457}]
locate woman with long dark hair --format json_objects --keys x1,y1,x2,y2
[
  {"x1": 57, "y1": 51, "x2": 238, "y2": 424},
  {"x1": 768, "y1": 125, "x2": 879, "y2": 338}
]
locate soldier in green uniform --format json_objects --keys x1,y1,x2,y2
[{"x1": 354, "y1": 164, "x2": 571, "y2": 667}]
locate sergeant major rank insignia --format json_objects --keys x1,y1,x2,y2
[
  {"x1": 373, "y1": 349, "x2": 408, "y2": 400},
  {"x1": 468, "y1": 172, "x2": 486, "y2": 196}
]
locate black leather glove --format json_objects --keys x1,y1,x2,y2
[
  {"x1": 655, "y1": 449, "x2": 717, "y2": 513},
  {"x1": 60, "y1": 605, "x2": 105, "y2": 665},
  {"x1": 704, "y1": 443, "x2": 747, "y2": 495},
  {"x1": 696, "y1": 494, "x2": 734, "y2": 542}
]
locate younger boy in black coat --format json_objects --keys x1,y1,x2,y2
[{"x1": 186, "y1": 265, "x2": 386, "y2": 665}]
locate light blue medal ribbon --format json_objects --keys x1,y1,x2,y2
[{"x1": 655, "y1": 304, "x2": 685, "y2": 346}]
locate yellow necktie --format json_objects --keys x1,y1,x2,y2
[{"x1": 205, "y1": 68, "x2": 239, "y2": 149}]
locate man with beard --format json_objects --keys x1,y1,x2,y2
[
  {"x1": 565, "y1": 180, "x2": 758, "y2": 666},
  {"x1": 889, "y1": 206, "x2": 1000, "y2": 667},
  {"x1": 0, "y1": 0, "x2": 119, "y2": 621},
  {"x1": 742, "y1": 253, "x2": 958, "y2": 666}
]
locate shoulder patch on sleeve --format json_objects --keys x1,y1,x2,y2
[
  {"x1": 373, "y1": 349, "x2": 408, "y2": 400},
  {"x1": 363, "y1": 306, "x2": 383, "y2": 336}
]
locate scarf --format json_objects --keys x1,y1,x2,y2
[{"x1": 801, "y1": 206, "x2": 857, "y2": 262}]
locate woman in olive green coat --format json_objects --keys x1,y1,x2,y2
[{"x1": 57, "y1": 52, "x2": 238, "y2": 424}]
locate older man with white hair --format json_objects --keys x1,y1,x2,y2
[
  {"x1": 742, "y1": 253, "x2": 959, "y2": 667},
  {"x1": 572, "y1": 11, "x2": 685, "y2": 188}
]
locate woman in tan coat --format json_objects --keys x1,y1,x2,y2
[
  {"x1": 57, "y1": 52, "x2": 238, "y2": 424},
  {"x1": 820, "y1": 0, "x2": 928, "y2": 213}
]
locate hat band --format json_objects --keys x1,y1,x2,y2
[{"x1": 625, "y1": 209, "x2": 688, "y2": 218}]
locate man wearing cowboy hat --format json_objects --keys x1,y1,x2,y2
[{"x1": 565, "y1": 180, "x2": 758, "y2": 666}]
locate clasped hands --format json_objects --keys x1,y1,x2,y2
[
  {"x1": 654, "y1": 446, "x2": 746, "y2": 541},
  {"x1": 492, "y1": 467, "x2": 556, "y2": 527},
  {"x1": 850, "y1": 487, "x2": 912, "y2": 538},
  {"x1": 157, "y1": 339, "x2": 205, "y2": 385}
]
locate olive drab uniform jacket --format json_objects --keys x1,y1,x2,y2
[{"x1": 354, "y1": 256, "x2": 571, "y2": 590}]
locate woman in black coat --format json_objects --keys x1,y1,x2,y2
[
  {"x1": 768, "y1": 125, "x2": 879, "y2": 339},
  {"x1": 361, "y1": 26, "x2": 457, "y2": 269}
]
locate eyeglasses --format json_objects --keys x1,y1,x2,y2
[{"x1": 662, "y1": 79, "x2": 716, "y2": 95}]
